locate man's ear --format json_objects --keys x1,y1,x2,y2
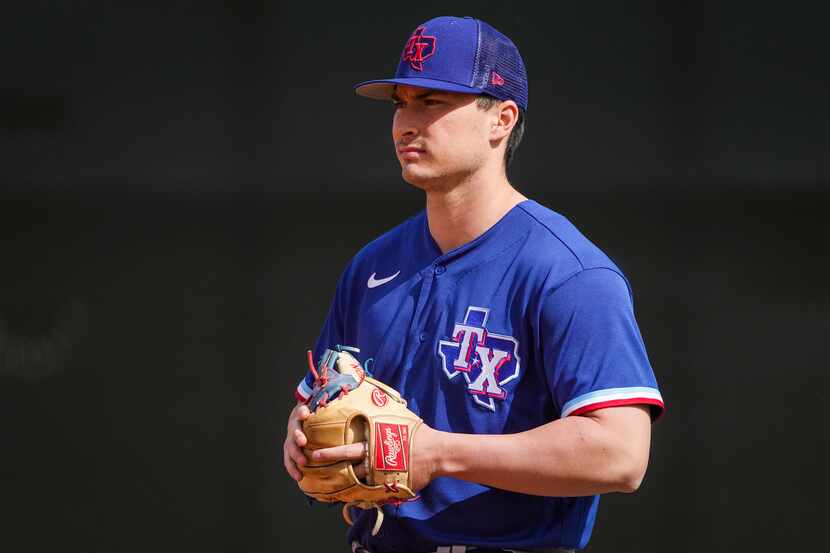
[{"x1": 490, "y1": 100, "x2": 519, "y2": 141}]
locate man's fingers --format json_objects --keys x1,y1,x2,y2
[
  {"x1": 283, "y1": 443, "x2": 302, "y2": 481},
  {"x1": 311, "y1": 442, "x2": 366, "y2": 463},
  {"x1": 282, "y1": 403, "x2": 312, "y2": 483},
  {"x1": 293, "y1": 428, "x2": 308, "y2": 447},
  {"x1": 287, "y1": 441, "x2": 307, "y2": 468},
  {"x1": 288, "y1": 405, "x2": 310, "y2": 432}
]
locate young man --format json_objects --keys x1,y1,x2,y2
[{"x1": 283, "y1": 16, "x2": 664, "y2": 553}]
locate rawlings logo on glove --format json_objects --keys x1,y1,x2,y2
[{"x1": 376, "y1": 423, "x2": 408, "y2": 471}]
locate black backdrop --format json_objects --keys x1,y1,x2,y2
[{"x1": 2, "y1": 2, "x2": 827, "y2": 552}]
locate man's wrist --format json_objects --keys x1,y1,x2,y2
[{"x1": 416, "y1": 424, "x2": 450, "y2": 482}]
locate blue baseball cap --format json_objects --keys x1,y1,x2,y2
[{"x1": 354, "y1": 16, "x2": 529, "y2": 111}]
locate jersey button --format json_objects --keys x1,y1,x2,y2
[
  {"x1": 418, "y1": 332, "x2": 427, "y2": 343},
  {"x1": 434, "y1": 265, "x2": 446, "y2": 275}
]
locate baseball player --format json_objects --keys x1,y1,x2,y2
[{"x1": 283, "y1": 15, "x2": 664, "y2": 553}]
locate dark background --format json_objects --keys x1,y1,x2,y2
[{"x1": 1, "y1": 2, "x2": 827, "y2": 552}]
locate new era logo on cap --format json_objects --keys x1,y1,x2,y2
[{"x1": 354, "y1": 15, "x2": 528, "y2": 110}]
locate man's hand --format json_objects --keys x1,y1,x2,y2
[
  {"x1": 308, "y1": 423, "x2": 441, "y2": 493},
  {"x1": 283, "y1": 402, "x2": 311, "y2": 481}
]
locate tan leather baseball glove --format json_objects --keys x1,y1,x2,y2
[{"x1": 298, "y1": 348, "x2": 423, "y2": 535}]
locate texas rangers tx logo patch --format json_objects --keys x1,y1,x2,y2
[
  {"x1": 438, "y1": 306, "x2": 521, "y2": 411},
  {"x1": 402, "y1": 26, "x2": 437, "y2": 71}
]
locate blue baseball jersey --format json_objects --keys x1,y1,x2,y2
[{"x1": 296, "y1": 199, "x2": 664, "y2": 552}]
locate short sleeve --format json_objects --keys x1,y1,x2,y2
[
  {"x1": 540, "y1": 268, "x2": 664, "y2": 420},
  {"x1": 294, "y1": 262, "x2": 353, "y2": 403}
]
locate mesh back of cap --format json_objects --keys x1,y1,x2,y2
[{"x1": 471, "y1": 20, "x2": 529, "y2": 110}]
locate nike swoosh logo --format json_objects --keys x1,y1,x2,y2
[{"x1": 367, "y1": 270, "x2": 401, "y2": 289}]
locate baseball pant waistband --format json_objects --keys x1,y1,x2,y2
[
  {"x1": 352, "y1": 542, "x2": 575, "y2": 553},
  {"x1": 434, "y1": 547, "x2": 574, "y2": 553}
]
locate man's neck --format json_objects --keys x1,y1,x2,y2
[{"x1": 425, "y1": 171, "x2": 527, "y2": 254}]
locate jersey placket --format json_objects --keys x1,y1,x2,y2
[
  {"x1": 408, "y1": 261, "x2": 446, "y2": 347},
  {"x1": 395, "y1": 260, "x2": 448, "y2": 396}
]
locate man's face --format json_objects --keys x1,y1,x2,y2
[{"x1": 391, "y1": 85, "x2": 497, "y2": 190}]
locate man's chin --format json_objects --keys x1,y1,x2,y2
[
  {"x1": 401, "y1": 168, "x2": 434, "y2": 191},
  {"x1": 401, "y1": 168, "x2": 461, "y2": 194}
]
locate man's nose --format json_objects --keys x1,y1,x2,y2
[{"x1": 393, "y1": 112, "x2": 418, "y2": 141}]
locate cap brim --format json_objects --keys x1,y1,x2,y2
[{"x1": 354, "y1": 77, "x2": 483, "y2": 101}]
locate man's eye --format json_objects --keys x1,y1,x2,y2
[{"x1": 424, "y1": 99, "x2": 443, "y2": 106}]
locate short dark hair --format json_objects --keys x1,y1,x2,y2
[{"x1": 476, "y1": 94, "x2": 526, "y2": 168}]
